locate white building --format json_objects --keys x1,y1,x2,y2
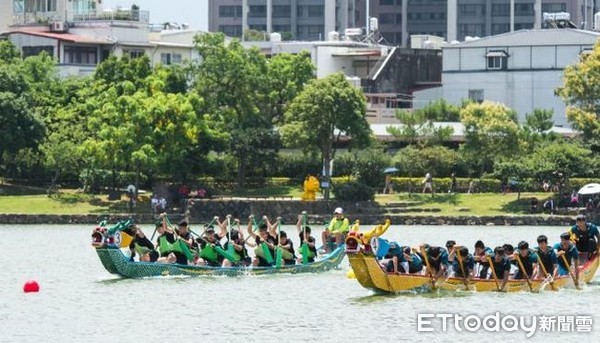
[{"x1": 414, "y1": 28, "x2": 600, "y2": 127}]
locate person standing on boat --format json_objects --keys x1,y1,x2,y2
[
  {"x1": 535, "y1": 235, "x2": 558, "y2": 280},
  {"x1": 321, "y1": 207, "x2": 350, "y2": 253},
  {"x1": 554, "y1": 232, "x2": 580, "y2": 286},
  {"x1": 473, "y1": 240, "x2": 493, "y2": 278},
  {"x1": 448, "y1": 246, "x2": 475, "y2": 280},
  {"x1": 568, "y1": 214, "x2": 600, "y2": 260},
  {"x1": 512, "y1": 241, "x2": 538, "y2": 280},
  {"x1": 296, "y1": 214, "x2": 317, "y2": 263},
  {"x1": 489, "y1": 246, "x2": 511, "y2": 291},
  {"x1": 128, "y1": 225, "x2": 159, "y2": 263}
]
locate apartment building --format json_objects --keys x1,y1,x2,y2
[{"x1": 208, "y1": 0, "x2": 358, "y2": 41}]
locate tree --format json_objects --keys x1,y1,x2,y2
[
  {"x1": 556, "y1": 42, "x2": 600, "y2": 140},
  {"x1": 387, "y1": 108, "x2": 453, "y2": 147},
  {"x1": 460, "y1": 101, "x2": 520, "y2": 177},
  {"x1": 281, "y1": 73, "x2": 371, "y2": 199},
  {"x1": 192, "y1": 33, "x2": 313, "y2": 185}
]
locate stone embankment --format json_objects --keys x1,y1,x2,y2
[{"x1": 0, "y1": 199, "x2": 577, "y2": 226}]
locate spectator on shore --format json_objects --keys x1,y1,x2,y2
[
  {"x1": 543, "y1": 199, "x2": 555, "y2": 215},
  {"x1": 383, "y1": 174, "x2": 393, "y2": 194},
  {"x1": 449, "y1": 173, "x2": 457, "y2": 193},
  {"x1": 570, "y1": 191, "x2": 579, "y2": 207},
  {"x1": 530, "y1": 198, "x2": 538, "y2": 214},
  {"x1": 422, "y1": 172, "x2": 433, "y2": 194},
  {"x1": 467, "y1": 179, "x2": 475, "y2": 194},
  {"x1": 542, "y1": 180, "x2": 550, "y2": 192}
]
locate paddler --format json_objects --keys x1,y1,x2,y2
[
  {"x1": 295, "y1": 213, "x2": 317, "y2": 263},
  {"x1": 277, "y1": 231, "x2": 296, "y2": 265},
  {"x1": 222, "y1": 227, "x2": 252, "y2": 267},
  {"x1": 512, "y1": 241, "x2": 538, "y2": 280},
  {"x1": 473, "y1": 240, "x2": 493, "y2": 278},
  {"x1": 421, "y1": 244, "x2": 450, "y2": 280},
  {"x1": 128, "y1": 225, "x2": 159, "y2": 263},
  {"x1": 195, "y1": 225, "x2": 224, "y2": 267},
  {"x1": 534, "y1": 235, "x2": 558, "y2": 280},
  {"x1": 489, "y1": 246, "x2": 511, "y2": 291},
  {"x1": 173, "y1": 219, "x2": 195, "y2": 265},
  {"x1": 448, "y1": 246, "x2": 475, "y2": 281},
  {"x1": 246, "y1": 215, "x2": 278, "y2": 267},
  {"x1": 156, "y1": 214, "x2": 177, "y2": 264},
  {"x1": 553, "y1": 232, "x2": 580, "y2": 286}
]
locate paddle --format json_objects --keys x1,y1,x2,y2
[
  {"x1": 560, "y1": 253, "x2": 581, "y2": 290},
  {"x1": 536, "y1": 253, "x2": 556, "y2": 291},
  {"x1": 454, "y1": 247, "x2": 470, "y2": 291},
  {"x1": 515, "y1": 253, "x2": 534, "y2": 292},
  {"x1": 164, "y1": 215, "x2": 195, "y2": 261},
  {"x1": 275, "y1": 218, "x2": 283, "y2": 268},
  {"x1": 419, "y1": 246, "x2": 437, "y2": 290},
  {"x1": 486, "y1": 255, "x2": 501, "y2": 292}
]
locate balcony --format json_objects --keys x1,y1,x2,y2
[{"x1": 72, "y1": 9, "x2": 150, "y2": 24}]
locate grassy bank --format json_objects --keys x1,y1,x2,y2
[{"x1": 0, "y1": 181, "x2": 560, "y2": 216}]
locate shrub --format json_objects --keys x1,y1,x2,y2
[{"x1": 332, "y1": 180, "x2": 375, "y2": 201}]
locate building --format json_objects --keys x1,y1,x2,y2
[
  {"x1": 208, "y1": 0, "x2": 359, "y2": 41},
  {"x1": 413, "y1": 28, "x2": 600, "y2": 127},
  {"x1": 355, "y1": 0, "x2": 597, "y2": 46},
  {"x1": 0, "y1": 1, "x2": 197, "y2": 76}
]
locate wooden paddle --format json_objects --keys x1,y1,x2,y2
[
  {"x1": 486, "y1": 255, "x2": 501, "y2": 291},
  {"x1": 515, "y1": 253, "x2": 534, "y2": 292},
  {"x1": 536, "y1": 253, "x2": 556, "y2": 291},
  {"x1": 560, "y1": 253, "x2": 581, "y2": 290},
  {"x1": 275, "y1": 218, "x2": 283, "y2": 268},
  {"x1": 419, "y1": 246, "x2": 437, "y2": 290},
  {"x1": 454, "y1": 247, "x2": 470, "y2": 291}
]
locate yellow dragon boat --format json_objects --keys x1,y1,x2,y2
[{"x1": 345, "y1": 224, "x2": 599, "y2": 294}]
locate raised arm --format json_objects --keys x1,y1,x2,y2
[{"x1": 247, "y1": 215, "x2": 257, "y2": 239}]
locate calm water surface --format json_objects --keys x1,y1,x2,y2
[{"x1": 1, "y1": 224, "x2": 598, "y2": 342}]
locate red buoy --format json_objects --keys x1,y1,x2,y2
[{"x1": 23, "y1": 280, "x2": 40, "y2": 293}]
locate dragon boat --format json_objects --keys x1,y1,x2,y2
[
  {"x1": 91, "y1": 220, "x2": 345, "y2": 278},
  {"x1": 345, "y1": 229, "x2": 599, "y2": 294}
]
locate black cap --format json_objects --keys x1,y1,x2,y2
[
  {"x1": 429, "y1": 246, "x2": 441, "y2": 257},
  {"x1": 560, "y1": 232, "x2": 571, "y2": 240},
  {"x1": 205, "y1": 225, "x2": 215, "y2": 233},
  {"x1": 178, "y1": 220, "x2": 188, "y2": 227},
  {"x1": 517, "y1": 241, "x2": 529, "y2": 250}
]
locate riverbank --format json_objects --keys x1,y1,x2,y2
[{"x1": 0, "y1": 199, "x2": 577, "y2": 226}]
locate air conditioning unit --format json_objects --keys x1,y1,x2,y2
[{"x1": 50, "y1": 21, "x2": 68, "y2": 33}]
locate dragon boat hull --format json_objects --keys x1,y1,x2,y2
[
  {"x1": 95, "y1": 245, "x2": 345, "y2": 278},
  {"x1": 348, "y1": 251, "x2": 598, "y2": 294}
]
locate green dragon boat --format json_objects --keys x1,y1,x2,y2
[{"x1": 92, "y1": 220, "x2": 345, "y2": 278}]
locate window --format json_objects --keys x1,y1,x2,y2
[
  {"x1": 379, "y1": 0, "x2": 394, "y2": 5},
  {"x1": 486, "y1": 51, "x2": 507, "y2": 70},
  {"x1": 123, "y1": 49, "x2": 145, "y2": 59},
  {"x1": 219, "y1": 25, "x2": 242, "y2": 37},
  {"x1": 249, "y1": 6, "x2": 266, "y2": 18},
  {"x1": 380, "y1": 13, "x2": 395, "y2": 24},
  {"x1": 219, "y1": 6, "x2": 242, "y2": 18},
  {"x1": 297, "y1": 6, "x2": 304, "y2": 17},
  {"x1": 273, "y1": 5, "x2": 290, "y2": 18},
  {"x1": 64, "y1": 46, "x2": 97, "y2": 65},
  {"x1": 308, "y1": 25, "x2": 323, "y2": 34},
  {"x1": 515, "y1": 4, "x2": 534, "y2": 16},
  {"x1": 492, "y1": 4, "x2": 509, "y2": 16},
  {"x1": 273, "y1": 25, "x2": 291, "y2": 32},
  {"x1": 22, "y1": 46, "x2": 54, "y2": 58},
  {"x1": 468, "y1": 89, "x2": 484, "y2": 103},
  {"x1": 542, "y1": 4, "x2": 566, "y2": 13},
  {"x1": 161, "y1": 53, "x2": 183, "y2": 65},
  {"x1": 491, "y1": 24, "x2": 510, "y2": 35},
  {"x1": 308, "y1": 5, "x2": 323, "y2": 17},
  {"x1": 36, "y1": 0, "x2": 57, "y2": 12}
]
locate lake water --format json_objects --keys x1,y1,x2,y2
[{"x1": 1, "y1": 224, "x2": 598, "y2": 342}]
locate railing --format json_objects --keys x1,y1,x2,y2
[{"x1": 72, "y1": 9, "x2": 150, "y2": 23}]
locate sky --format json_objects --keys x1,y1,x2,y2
[{"x1": 102, "y1": 0, "x2": 209, "y2": 30}]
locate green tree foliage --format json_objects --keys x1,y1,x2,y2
[
  {"x1": 460, "y1": 101, "x2": 520, "y2": 176},
  {"x1": 0, "y1": 42, "x2": 46, "y2": 174},
  {"x1": 243, "y1": 29, "x2": 267, "y2": 41},
  {"x1": 417, "y1": 99, "x2": 461, "y2": 121},
  {"x1": 281, "y1": 73, "x2": 371, "y2": 199},
  {"x1": 192, "y1": 33, "x2": 313, "y2": 185},
  {"x1": 388, "y1": 108, "x2": 453, "y2": 146},
  {"x1": 556, "y1": 42, "x2": 600, "y2": 139}
]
